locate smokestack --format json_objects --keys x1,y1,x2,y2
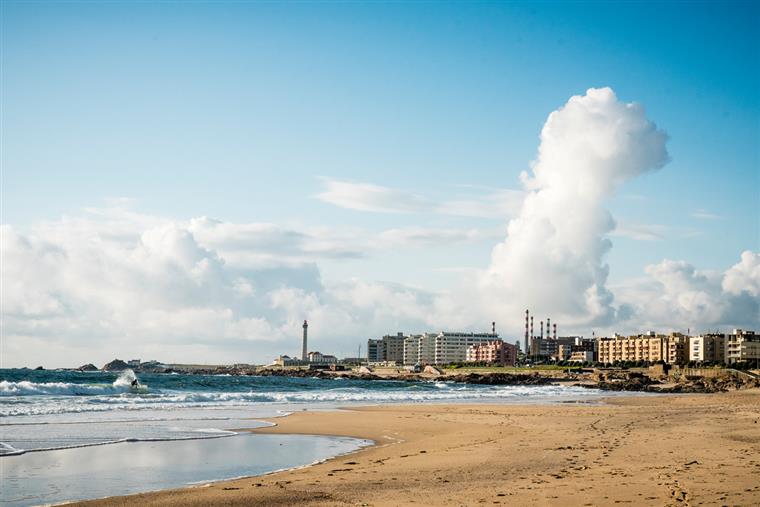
[
  {"x1": 530, "y1": 316, "x2": 534, "y2": 339},
  {"x1": 302, "y1": 320, "x2": 308, "y2": 362},
  {"x1": 492, "y1": 321, "x2": 496, "y2": 335},
  {"x1": 524, "y1": 310, "x2": 529, "y2": 355},
  {"x1": 546, "y1": 318, "x2": 551, "y2": 339},
  {"x1": 540, "y1": 321, "x2": 544, "y2": 339},
  {"x1": 553, "y1": 323, "x2": 557, "y2": 340}
]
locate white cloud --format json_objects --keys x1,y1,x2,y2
[
  {"x1": 376, "y1": 227, "x2": 501, "y2": 247},
  {"x1": 612, "y1": 222, "x2": 668, "y2": 241},
  {"x1": 613, "y1": 252, "x2": 760, "y2": 332},
  {"x1": 611, "y1": 222, "x2": 703, "y2": 241},
  {"x1": 692, "y1": 209, "x2": 722, "y2": 220},
  {"x1": 316, "y1": 179, "x2": 523, "y2": 219},
  {"x1": 315, "y1": 179, "x2": 429, "y2": 214},
  {"x1": 723, "y1": 250, "x2": 760, "y2": 297},
  {"x1": 0, "y1": 211, "x2": 446, "y2": 367},
  {"x1": 481, "y1": 87, "x2": 670, "y2": 327}
]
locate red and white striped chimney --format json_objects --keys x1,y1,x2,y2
[{"x1": 553, "y1": 323, "x2": 557, "y2": 340}]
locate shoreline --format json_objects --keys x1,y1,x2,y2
[{"x1": 74, "y1": 389, "x2": 760, "y2": 506}]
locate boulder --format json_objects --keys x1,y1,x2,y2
[{"x1": 77, "y1": 363, "x2": 98, "y2": 372}]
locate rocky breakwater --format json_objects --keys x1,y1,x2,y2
[
  {"x1": 257, "y1": 368, "x2": 382, "y2": 381},
  {"x1": 585, "y1": 370, "x2": 760, "y2": 393},
  {"x1": 443, "y1": 372, "x2": 558, "y2": 386}
]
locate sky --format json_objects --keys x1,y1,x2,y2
[{"x1": 1, "y1": 1, "x2": 759, "y2": 367}]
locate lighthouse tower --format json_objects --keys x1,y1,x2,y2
[{"x1": 302, "y1": 320, "x2": 308, "y2": 362}]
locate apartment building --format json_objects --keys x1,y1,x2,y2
[
  {"x1": 403, "y1": 332, "x2": 499, "y2": 365},
  {"x1": 689, "y1": 333, "x2": 726, "y2": 363},
  {"x1": 368, "y1": 333, "x2": 406, "y2": 364},
  {"x1": 597, "y1": 333, "x2": 688, "y2": 365},
  {"x1": 367, "y1": 339, "x2": 383, "y2": 362},
  {"x1": 726, "y1": 329, "x2": 760, "y2": 365},
  {"x1": 466, "y1": 340, "x2": 517, "y2": 366}
]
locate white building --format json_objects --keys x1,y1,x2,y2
[
  {"x1": 689, "y1": 333, "x2": 726, "y2": 363},
  {"x1": 403, "y1": 334, "x2": 435, "y2": 365},
  {"x1": 404, "y1": 332, "x2": 499, "y2": 365},
  {"x1": 307, "y1": 351, "x2": 337, "y2": 364}
]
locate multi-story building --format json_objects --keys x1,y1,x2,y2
[
  {"x1": 689, "y1": 333, "x2": 726, "y2": 363},
  {"x1": 434, "y1": 332, "x2": 499, "y2": 364},
  {"x1": 403, "y1": 334, "x2": 435, "y2": 365},
  {"x1": 597, "y1": 332, "x2": 688, "y2": 365},
  {"x1": 667, "y1": 333, "x2": 689, "y2": 365},
  {"x1": 529, "y1": 337, "x2": 557, "y2": 359},
  {"x1": 466, "y1": 340, "x2": 517, "y2": 366},
  {"x1": 404, "y1": 332, "x2": 499, "y2": 365},
  {"x1": 367, "y1": 339, "x2": 383, "y2": 362},
  {"x1": 368, "y1": 333, "x2": 407, "y2": 364},
  {"x1": 384, "y1": 333, "x2": 405, "y2": 363},
  {"x1": 726, "y1": 329, "x2": 760, "y2": 365},
  {"x1": 565, "y1": 338, "x2": 597, "y2": 362},
  {"x1": 530, "y1": 336, "x2": 578, "y2": 360}
]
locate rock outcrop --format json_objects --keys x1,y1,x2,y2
[
  {"x1": 445, "y1": 372, "x2": 556, "y2": 386},
  {"x1": 102, "y1": 359, "x2": 130, "y2": 371},
  {"x1": 77, "y1": 363, "x2": 98, "y2": 372}
]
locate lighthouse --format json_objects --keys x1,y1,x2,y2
[{"x1": 302, "y1": 320, "x2": 308, "y2": 362}]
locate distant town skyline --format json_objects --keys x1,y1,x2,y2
[{"x1": 2, "y1": 1, "x2": 758, "y2": 367}]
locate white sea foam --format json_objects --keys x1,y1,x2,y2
[
  {"x1": 0, "y1": 380, "x2": 133, "y2": 397},
  {"x1": 0, "y1": 384, "x2": 613, "y2": 417},
  {"x1": 1, "y1": 370, "x2": 143, "y2": 397}
]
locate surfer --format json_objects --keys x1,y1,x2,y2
[{"x1": 131, "y1": 378, "x2": 139, "y2": 387}]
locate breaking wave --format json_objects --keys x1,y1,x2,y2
[
  {"x1": 1, "y1": 383, "x2": 609, "y2": 417},
  {"x1": 1, "y1": 370, "x2": 143, "y2": 397}
]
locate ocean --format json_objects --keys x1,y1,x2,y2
[{"x1": 1, "y1": 368, "x2": 614, "y2": 505}]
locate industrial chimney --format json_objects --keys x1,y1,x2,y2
[
  {"x1": 302, "y1": 320, "x2": 308, "y2": 362},
  {"x1": 553, "y1": 323, "x2": 557, "y2": 341},
  {"x1": 530, "y1": 316, "x2": 534, "y2": 339},
  {"x1": 492, "y1": 321, "x2": 496, "y2": 335},
  {"x1": 546, "y1": 318, "x2": 551, "y2": 340},
  {"x1": 524, "y1": 310, "x2": 529, "y2": 355},
  {"x1": 540, "y1": 321, "x2": 544, "y2": 339}
]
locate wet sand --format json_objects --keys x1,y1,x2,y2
[{"x1": 77, "y1": 390, "x2": 760, "y2": 506}]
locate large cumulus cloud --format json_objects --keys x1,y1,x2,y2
[{"x1": 482, "y1": 87, "x2": 669, "y2": 327}]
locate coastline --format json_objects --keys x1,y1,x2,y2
[{"x1": 74, "y1": 389, "x2": 760, "y2": 506}]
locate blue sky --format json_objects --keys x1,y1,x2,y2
[{"x1": 2, "y1": 1, "x2": 758, "y2": 366}]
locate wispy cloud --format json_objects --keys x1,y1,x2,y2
[
  {"x1": 376, "y1": 227, "x2": 502, "y2": 247},
  {"x1": 315, "y1": 179, "x2": 523, "y2": 219},
  {"x1": 612, "y1": 222, "x2": 668, "y2": 241},
  {"x1": 314, "y1": 180, "x2": 429, "y2": 214},
  {"x1": 691, "y1": 209, "x2": 721, "y2": 220},
  {"x1": 612, "y1": 222, "x2": 703, "y2": 241}
]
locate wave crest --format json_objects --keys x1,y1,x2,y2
[{"x1": 0, "y1": 380, "x2": 132, "y2": 397}]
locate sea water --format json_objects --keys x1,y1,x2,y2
[{"x1": 1, "y1": 368, "x2": 616, "y2": 505}]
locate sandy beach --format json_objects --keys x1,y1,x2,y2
[{"x1": 77, "y1": 390, "x2": 760, "y2": 506}]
